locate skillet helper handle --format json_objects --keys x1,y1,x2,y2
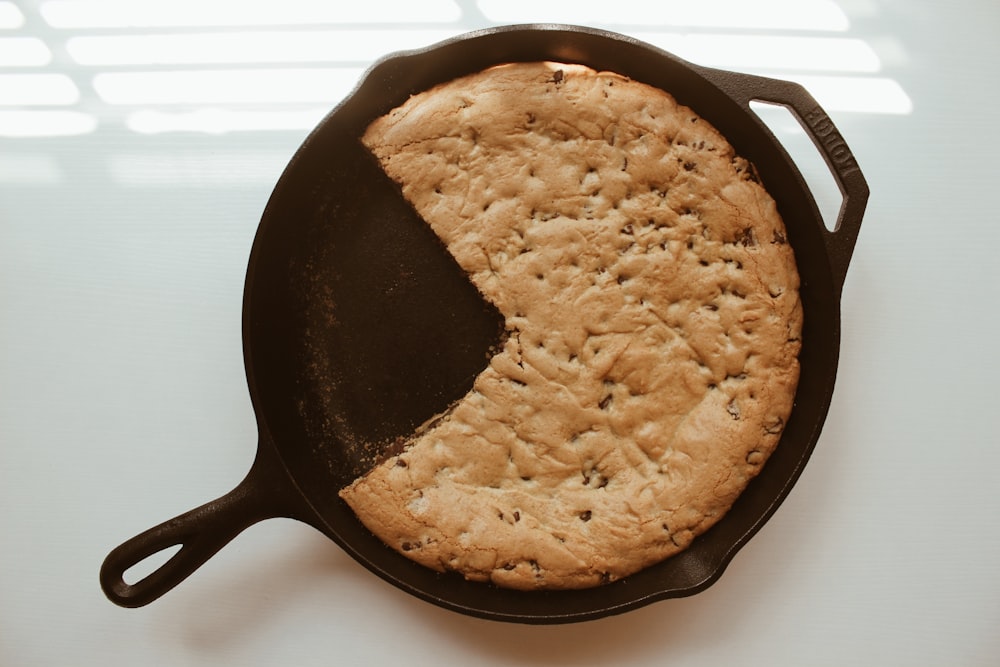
[
  {"x1": 706, "y1": 69, "x2": 870, "y2": 293},
  {"x1": 100, "y1": 442, "x2": 298, "y2": 608}
]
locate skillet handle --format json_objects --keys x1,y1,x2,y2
[
  {"x1": 100, "y1": 440, "x2": 303, "y2": 608},
  {"x1": 703, "y1": 69, "x2": 870, "y2": 293}
]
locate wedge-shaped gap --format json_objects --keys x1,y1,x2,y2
[{"x1": 750, "y1": 100, "x2": 844, "y2": 232}]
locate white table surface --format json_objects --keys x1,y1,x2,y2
[{"x1": 3, "y1": 1, "x2": 998, "y2": 664}]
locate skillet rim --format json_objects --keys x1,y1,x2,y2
[{"x1": 241, "y1": 23, "x2": 861, "y2": 623}]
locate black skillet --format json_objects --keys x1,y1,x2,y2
[{"x1": 100, "y1": 25, "x2": 868, "y2": 623}]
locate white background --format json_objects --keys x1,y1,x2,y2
[{"x1": 2, "y1": 0, "x2": 998, "y2": 664}]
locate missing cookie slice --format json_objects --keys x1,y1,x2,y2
[{"x1": 339, "y1": 62, "x2": 802, "y2": 590}]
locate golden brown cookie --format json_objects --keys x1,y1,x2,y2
[{"x1": 339, "y1": 62, "x2": 802, "y2": 589}]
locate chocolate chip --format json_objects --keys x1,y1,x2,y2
[
  {"x1": 599, "y1": 394, "x2": 613, "y2": 410},
  {"x1": 683, "y1": 161, "x2": 696, "y2": 171},
  {"x1": 735, "y1": 227, "x2": 757, "y2": 247},
  {"x1": 551, "y1": 69, "x2": 564, "y2": 84},
  {"x1": 580, "y1": 510, "x2": 592, "y2": 522}
]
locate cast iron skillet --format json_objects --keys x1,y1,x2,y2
[{"x1": 101, "y1": 25, "x2": 869, "y2": 623}]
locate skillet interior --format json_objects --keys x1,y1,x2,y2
[{"x1": 243, "y1": 25, "x2": 850, "y2": 622}]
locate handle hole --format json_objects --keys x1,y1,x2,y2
[
  {"x1": 123, "y1": 543, "x2": 182, "y2": 585},
  {"x1": 750, "y1": 100, "x2": 844, "y2": 232}
]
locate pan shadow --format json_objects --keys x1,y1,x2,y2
[
  {"x1": 407, "y1": 558, "x2": 763, "y2": 665},
  {"x1": 158, "y1": 424, "x2": 844, "y2": 664},
  {"x1": 162, "y1": 522, "x2": 773, "y2": 664},
  {"x1": 164, "y1": 522, "x2": 359, "y2": 650},
  {"x1": 159, "y1": 505, "x2": 820, "y2": 662}
]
